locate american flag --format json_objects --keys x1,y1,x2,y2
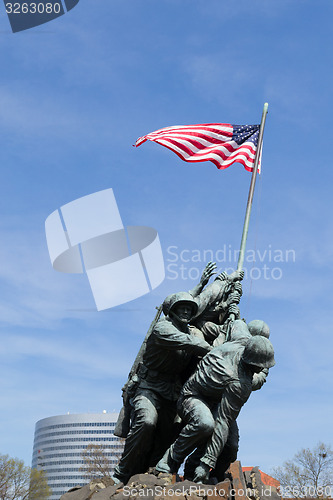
[{"x1": 135, "y1": 123, "x2": 261, "y2": 172}]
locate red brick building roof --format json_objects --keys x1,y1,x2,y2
[{"x1": 242, "y1": 467, "x2": 280, "y2": 488}]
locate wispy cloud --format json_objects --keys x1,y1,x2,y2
[
  {"x1": 0, "y1": 331, "x2": 131, "y2": 378},
  {"x1": 0, "y1": 222, "x2": 93, "y2": 327}
]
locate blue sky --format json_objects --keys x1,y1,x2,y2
[{"x1": 0, "y1": 0, "x2": 332, "y2": 477}]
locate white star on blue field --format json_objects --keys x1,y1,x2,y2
[{"x1": 232, "y1": 125, "x2": 259, "y2": 146}]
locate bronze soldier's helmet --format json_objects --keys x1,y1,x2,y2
[
  {"x1": 242, "y1": 336, "x2": 275, "y2": 369},
  {"x1": 163, "y1": 292, "x2": 198, "y2": 319},
  {"x1": 162, "y1": 294, "x2": 174, "y2": 316},
  {"x1": 247, "y1": 320, "x2": 270, "y2": 339}
]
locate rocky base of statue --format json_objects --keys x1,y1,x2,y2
[{"x1": 60, "y1": 461, "x2": 280, "y2": 500}]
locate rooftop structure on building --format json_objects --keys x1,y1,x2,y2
[
  {"x1": 242, "y1": 467, "x2": 280, "y2": 488},
  {"x1": 31, "y1": 412, "x2": 124, "y2": 500}
]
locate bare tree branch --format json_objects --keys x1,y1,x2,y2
[
  {"x1": 272, "y1": 442, "x2": 333, "y2": 499},
  {"x1": 80, "y1": 444, "x2": 112, "y2": 480}
]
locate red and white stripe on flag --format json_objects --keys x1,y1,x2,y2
[{"x1": 135, "y1": 123, "x2": 261, "y2": 172}]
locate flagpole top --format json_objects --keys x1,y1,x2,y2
[{"x1": 263, "y1": 102, "x2": 269, "y2": 112}]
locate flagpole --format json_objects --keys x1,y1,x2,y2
[{"x1": 237, "y1": 102, "x2": 269, "y2": 272}]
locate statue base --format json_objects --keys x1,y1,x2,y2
[{"x1": 60, "y1": 461, "x2": 280, "y2": 500}]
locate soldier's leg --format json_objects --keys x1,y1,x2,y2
[
  {"x1": 184, "y1": 445, "x2": 206, "y2": 480},
  {"x1": 156, "y1": 396, "x2": 215, "y2": 473},
  {"x1": 211, "y1": 420, "x2": 239, "y2": 481},
  {"x1": 148, "y1": 397, "x2": 178, "y2": 467},
  {"x1": 113, "y1": 389, "x2": 160, "y2": 483},
  {"x1": 184, "y1": 402, "x2": 236, "y2": 481}
]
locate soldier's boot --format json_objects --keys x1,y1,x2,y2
[
  {"x1": 111, "y1": 464, "x2": 128, "y2": 485},
  {"x1": 111, "y1": 474, "x2": 126, "y2": 484},
  {"x1": 155, "y1": 449, "x2": 180, "y2": 474}
]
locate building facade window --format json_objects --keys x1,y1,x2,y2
[{"x1": 32, "y1": 413, "x2": 124, "y2": 500}]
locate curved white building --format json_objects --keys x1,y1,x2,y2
[{"x1": 31, "y1": 412, "x2": 124, "y2": 500}]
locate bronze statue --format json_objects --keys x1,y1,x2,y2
[
  {"x1": 155, "y1": 332, "x2": 275, "y2": 483},
  {"x1": 113, "y1": 262, "x2": 275, "y2": 485},
  {"x1": 183, "y1": 319, "x2": 272, "y2": 481},
  {"x1": 112, "y1": 291, "x2": 212, "y2": 484},
  {"x1": 190, "y1": 269, "x2": 244, "y2": 345},
  {"x1": 114, "y1": 262, "x2": 217, "y2": 439}
]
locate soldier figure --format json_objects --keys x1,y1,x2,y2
[
  {"x1": 182, "y1": 318, "x2": 272, "y2": 481},
  {"x1": 190, "y1": 269, "x2": 244, "y2": 346},
  {"x1": 156, "y1": 335, "x2": 275, "y2": 483},
  {"x1": 112, "y1": 292, "x2": 212, "y2": 484}
]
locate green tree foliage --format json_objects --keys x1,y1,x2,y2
[
  {"x1": 80, "y1": 444, "x2": 111, "y2": 480},
  {"x1": 0, "y1": 453, "x2": 51, "y2": 500},
  {"x1": 273, "y1": 442, "x2": 333, "y2": 498},
  {"x1": 28, "y1": 468, "x2": 51, "y2": 500}
]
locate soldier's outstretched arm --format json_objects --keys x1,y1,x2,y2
[
  {"x1": 153, "y1": 322, "x2": 211, "y2": 356},
  {"x1": 189, "y1": 261, "x2": 217, "y2": 298},
  {"x1": 195, "y1": 270, "x2": 244, "y2": 317}
]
